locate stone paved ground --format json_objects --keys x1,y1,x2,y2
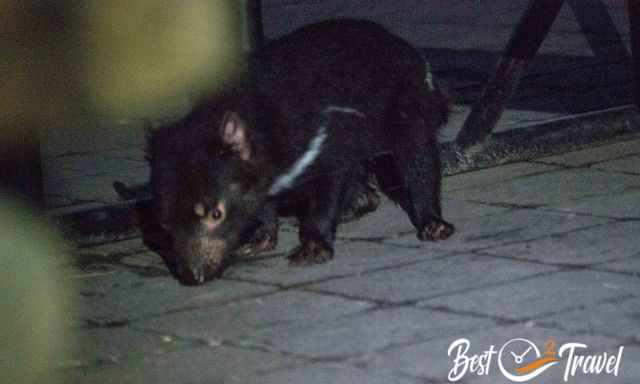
[{"x1": 60, "y1": 137, "x2": 640, "y2": 384}]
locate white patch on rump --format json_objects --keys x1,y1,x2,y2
[{"x1": 268, "y1": 106, "x2": 365, "y2": 196}]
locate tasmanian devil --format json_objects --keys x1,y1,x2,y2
[{"x1": 148, "y1": 19, "x2": 454, "y2": 285}]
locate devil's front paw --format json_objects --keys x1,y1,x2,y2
[
  {"x1": 418, "y1": 219, "x2": 454, "y2": 241},
  {"x1": 237, "y1": 226, "x2": 278, "y2": 256},
  {"x1": 287, "y1": 240, "x2": 334, "y2": 266}
]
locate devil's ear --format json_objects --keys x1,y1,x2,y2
[{"x1": 220, "y1": 111, "x2": 251, "y2": 161}]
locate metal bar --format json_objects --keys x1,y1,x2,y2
[
  {"x1": 568, "y1": 0, "x2": 630, "y2": 61},
  {"x1": 455, "y1": 0, "x2": 566, "y2": 149},
  {"x1": 629, "y1": 0, "x2": 640, "y2": 109}
]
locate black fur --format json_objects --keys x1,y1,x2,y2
[{"x1": 149, "y1": 19, "x2": 453, "y2": 285}]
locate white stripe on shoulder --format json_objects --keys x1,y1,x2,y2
[
  {"x1": 268, "y1": 106, "x2": 365, "y2": 196},
  {"x1": 268, "y1": 125, "x2": 327, "y2": 196},
  {"x1": 322, "y1": 106, "x2": 366, "y2": 118},
  {"x1": 425, "y1": 62, "x2": 435, "y2": 91}
]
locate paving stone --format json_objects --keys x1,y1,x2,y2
[
  {"x1": 385, "y1": 207, "x2": 609, "y2": 253},
  {"x1": 353, "y1": 324, "x2": 627, "y2": 383},
  {"x1": 45, "y1": 169, "x2": 149, "y2": 208},
  {"x1": 550, "y1": 188, "x2": 640, "y2": 219},
  {"x1": 440, "y1": 107, "x2": 565, "y2": 142},
  {"x1": 422, "y1": 270, "x2": 640, "y2": 321},
  {"x1": 339, "y1": 198, "x2": 507, "y2": 240},
  {"x1": 484, "y1": 221, "x2": 640, "y2": 265},
  {"x1": 593, "y1": 155, "x2": 640, "y2": 175},
  {"x1": 256, "y1": 363, "x2": 421, "y2": 384},
  {"x1": 70, "y1": 251, "x2": 167, "y2": 279},
  {"x1": 70, "y1": 239, "x2": 166, "y2": 277},
  {"x1": 69, "y1": 223, "x2": 300, "y2": 278},
  {"x1": 73, "y1": 270, "x2": 277, "y2": 324},
  {"x1": 543, "y1": 296, "x2": 640, "y2": 342},
  {"x1": 65, "y1": 343, "x2": 299, "y2": 384},
  {"x1": 227, "y1": 241, "x2": 446, "y2": 287},
  {"x1": 447, "y1": 168, "x2": 640, "y2": 207},
  {"x1": 136, "y1": 291, "x2": 373, "y2": 343},
  {"x1": 43, "y1": 151, "x2": 146, "y2": 181},
  {"x1": 337, "y1": 199, "x2": 416, "y2": 239},
  {"x1": 442, "y1": 198, "x2": 513, "y2": 222},
  {"x1": 538, "y1": 139, "x2": 640, "y2": 167},
  {"x1": 443, "y1": 162, "x2": 559, "y2": 192},
  {"x1": 608, "y1": 346, "x2": 640, "y2": 384},
  {"x1": 599, "y1": 253, "x2": 640, "y2": 275},
  {"x1": 62, "y1": 327, "x2": 196, "y2": 369},
  {"x1": 76, "y1": 238, "x2": 148, "y2": 256},
  {"x1": 248, "y1": 307, "x2": 493, "y2": 359},
  {"x1": 307, "y1": 253, "x2": 557, "y2": 303}
]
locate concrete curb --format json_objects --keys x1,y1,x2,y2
[{"x1": 442, "y1": 105, "x2": 640, "y2": 173}]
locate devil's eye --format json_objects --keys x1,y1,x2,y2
[
  {"x1": 211, "y1": 208, "x2": 223, "y2": 220},
  {"x1": 194, "y1": 201, "x2": 225, "y2": 222}
]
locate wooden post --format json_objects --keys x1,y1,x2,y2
[
  {"x1": 0, "y1": 126, "x2": 44, "y2": 207},
  {"x1": 245, "y1": 0, "x2": 264, "y2": 55},
  {"x1": 240, "y1": 0, "x2": 263, "y2": 85},
  {"x1": 455, "y1": 0, "x2": 565, "y2": 149}
]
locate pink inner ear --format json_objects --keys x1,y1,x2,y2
[{"x1": 221, "y1": 111, "x2": 251, "y2": 161}]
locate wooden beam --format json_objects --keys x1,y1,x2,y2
[
  {"x1": 456, "y1": 0, "x2": 566, "y2": 149},
  {"x1": 0, "y1": 126, "x2": 44, "y2": 207}
]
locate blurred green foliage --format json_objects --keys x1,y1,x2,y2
[
  {"x1": 1, "y1": 0, "x2": 241, "y2": 134},
  {"x1": 84, "y1": 0, "x2": 242, "y2": 117},
  {"x1": 0, "y1": 197, "x2": 73, "y2": 384}
]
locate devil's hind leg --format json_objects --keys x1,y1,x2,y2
[{"x1": 374, "y1": 120, "x2": 453, "y2": 241}]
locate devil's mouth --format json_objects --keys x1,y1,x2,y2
[
  {"x1": 177, "y1": 262, "x2": 224, "y2": 286},
  {"x1": 175, "y1": 249, "x2": 235, "y2": 286}
]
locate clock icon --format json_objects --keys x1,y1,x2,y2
[
  {"x1": 502, "y1": 338, "x2": 541, "y2": 366},
  {"x1": 498, "y1": 338, "x2": 559, "y2": 382},
  {"x1": 511, "y1": 345, "x2": 533, "y2": 364}
]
